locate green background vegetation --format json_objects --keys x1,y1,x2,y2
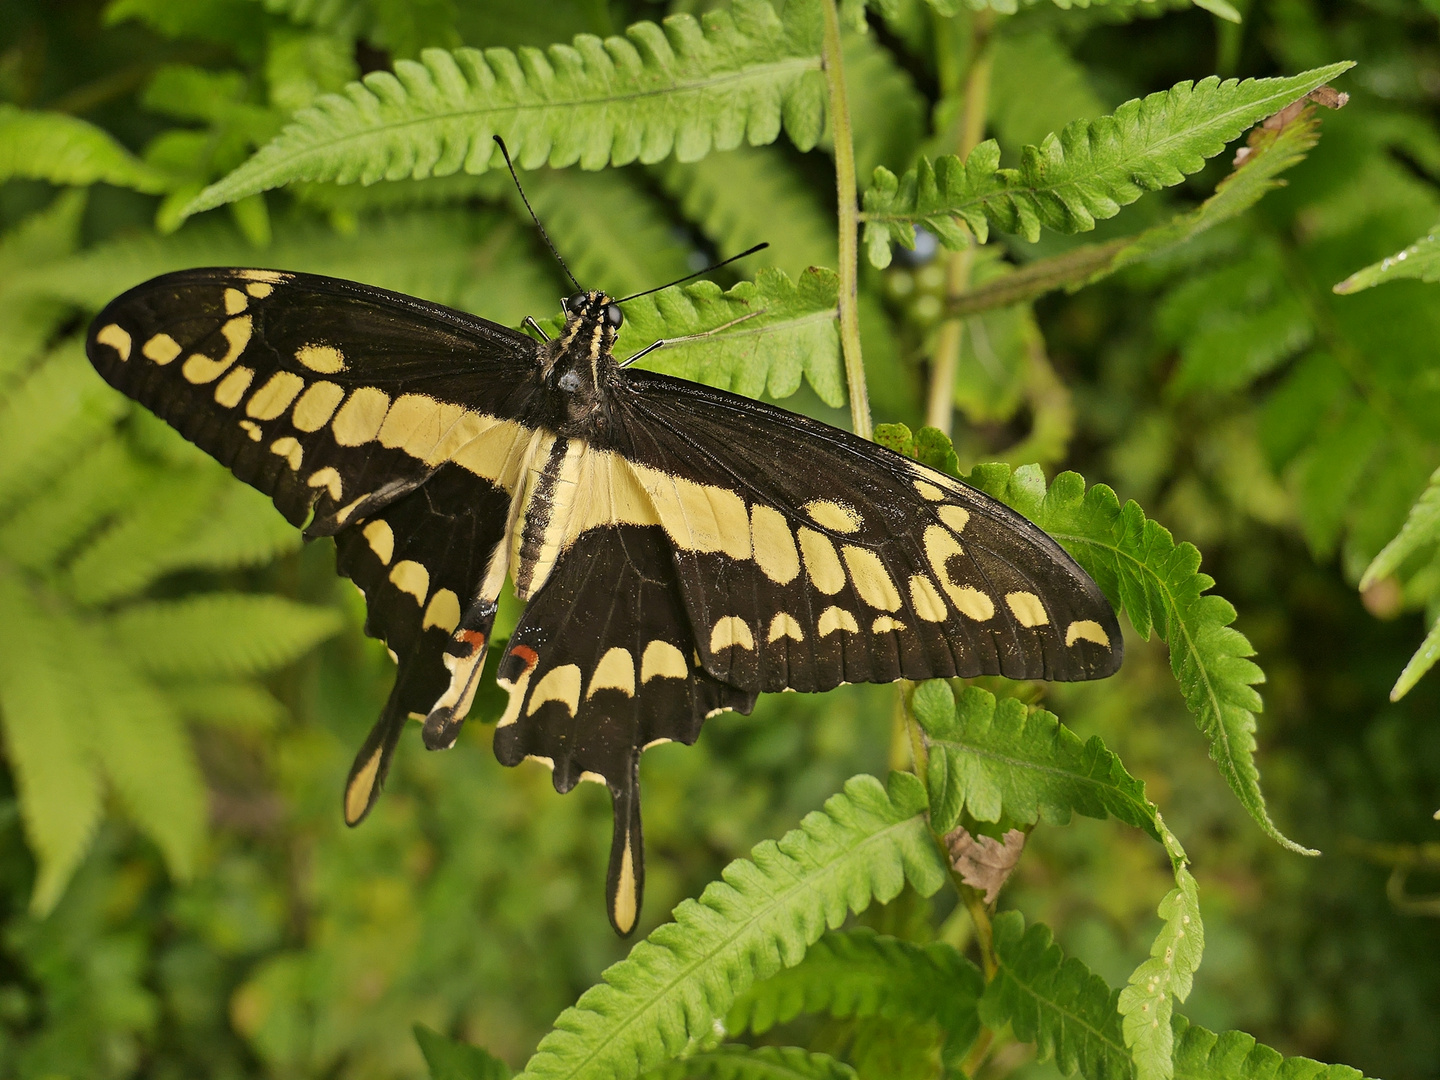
[{"x1": 0, "y1": 0, "x2": 1438, "y2": 1078}]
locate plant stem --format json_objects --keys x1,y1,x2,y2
[
  {"x1": 821, "y1": 0, "x2": 872, "y2": 441},
  {"x1": 925, "y1": 14, "x2": 995, "y2": 435}
]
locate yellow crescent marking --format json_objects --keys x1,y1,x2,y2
[
  {"x1": 422, "y1": 589, "x2": 461, "y2": 633},
  {"x1": 307, "y1": 467, "x2": 342, "y2": 501},
  {"x1": 269, "y1": 436, "x2": 302, "y2": 471},
  {"x1": 362, "y1": 520, "x2": 393, "y2": 563},
  {"x1": 588, "y1": 647, "x2": 636, "y2": 698},
  {"x1": 640, "y1": 640, "x2": 687, "y2": 682},
  {"x1": 1066, "y1": 620, "x2": 1110, "y2": 647},
  {"x1": 388, "y1": 560, "x2": 428, "y2": 603},
  {"x1": 818, "y1": 607, "x2": 860, "y2": 636},
  {"x1": 768, "y1": 612, "x2": 804, "y2": 643},
  {"x1": 96, "y1": 323, "x2": 131, "y2": 360},
  {"x1": 710, "y1": 616, "x2": 755, "y2": 652},
  {"x1": 527, "y1": 664, "x2": 582, "y2": 717}
]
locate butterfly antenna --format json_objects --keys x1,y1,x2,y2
[
  {"x1": 615, "y1": 242, "x2": 770, "y2": 304},
  {"x1": 493, "y1": 135, "x2": 581, "y2": 292}
]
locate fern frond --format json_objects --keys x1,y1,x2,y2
[
  {"x1": 183, "y1": 0, "x2": 826, "y2": 216},
  {"x1": 618, "y1": 268, "x2": 842, "y2": 406},
  {"x1": 0, "y1": 191, "x2": 86, "y2": 383},
  {"x1": 970, "y1": 462, "x2": 1309, "y2": 856},
  {"x1": 654, "y1": 148, "x2": 836, "y2": 279},
  {"x1": 161, "y1": 481, "x2": 304, "y2": 575},
  {"x1": 843, "y1": 31, "x2": 925, "y2": 179},
  {"x1": 106, "y1": 594, "x2": 342, "y2": 678},
  {"x1": 1387, "y1": 617, "x2": 1440, "y2": 703},
  {"x1": 258, "y1": 0, "x2": 461, "y2": 58},
  {"x1": 1360, "y1": 465, "x2": 1440, "y2": 589},
  {"x1": 0, "y1": 343, "x2": 126, "y2": 517},
  {"x1": 415, "y1": 1022, "x2": 512, "y2": 1080},
  {"x1": 988, "y1": 31, "x2": 1107, "y2": 153},
  {"x1": 0, "y1": 104, "x2": 171, "y2": 192},
  {"x1": 79, "y1": 619, "x2": 207, "y2": 884},
  {"x1": 0, "y1": 569, "x2": 105, "y2": 913},
  {"x1": 1334, "y1": 223, "x2": 1440, "y2": 294},
  {"x1": 162, "y1": 678, "x2": 287, "y2": 730},
  {"x1": 980, "y1": 911, "x2": 1132, "y2": 1080},
  {"x1": 0, "y1": 439, "x2": 143, "y2": 573},
  {"x1": 1171, "y1": 1017, "x2": 1373, "y2": 1080},
  {"x1": 861, "y1": 64, "x2": 1352, "y2": 266},
  {"x1": 647, "y1": 1046, "x2": 857, "y2": 1080},
  {"x1": 519, "y1": 168, "x2": 693, "y2": 298},
  {"x1": 1118, "y1": 871, "x2": 1203, "y2": 1080},
  {"x1": 66, "y1": 469, "x2": 227, "y2": 605},
  {"x1": 727, "y1": 928, "x2": 983, "y2": 1052},
  {"x1": 517, "y1": 773, "x2": 945, "y2": 1080},
  {"x1": 910, "y1": 681, "x2": 1167, "y2": 845}
]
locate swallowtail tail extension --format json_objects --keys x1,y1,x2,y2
[{"x1": 87, "y1": 268, "x2": 1121, "y2": 935}]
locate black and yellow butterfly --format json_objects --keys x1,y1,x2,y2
[{"x1": 86, "y1": 266, "x2": 1121, "y2": 935}]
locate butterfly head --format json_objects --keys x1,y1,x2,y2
[{"x1": 546, "y1": 291, "x2": 626, "y2": 432}]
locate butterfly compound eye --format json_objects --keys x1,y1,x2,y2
[
  {"x1": 565, "y1": 292, "x2": 587, "y2": 314},
  {"x1": 605, "y1": 303, "x2": 624, "y2": 328}
]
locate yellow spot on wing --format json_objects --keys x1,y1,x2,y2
[
  {"x1": 1066, "y1": 620, "x2": 1110, "y2": 647},
  {"x1": 938, "y1": 505, "x2": 970, "y2": 533},
  {"x1": 804, "y1": 499, "x2": 863, "y2": 533},
  {"x1": 632, "y1": 464, "x2": 751, "y2": 560},
  {"x1": 750, "y1": 504, "x2": 799, "y2": 585},
  {"x1": 296, "y1": 343, "x2": 345, "y2": 374},
  {"x1": 909, "y1": 575, "x2": 947, "y2": 622},
  {"x1": 245, "y1": 281, "x2": 273, "y2": 298},
  {"x1": 214, "y1": 366, "x2": 253, "y2": 408},
  {"x1": 307, "y1": 467, "x2": 342, "y2": 500},
  {"x1": 238, "y1": 269, "x2": 286, "y2": 284},
  {"x1": 525, "y1": 754, "x2": 555, "y2": 770},
  {"x1": 710, "y1": 616, "x2": 755, "y2": 652},
  {"x1": 422, "y1": 589, "x2": 461, "y2": 633},
  {"x1": 380, "y1": 394, "x2": 471, "y2": 461},
  {"x1": 913, "y1": 479, "x2": 944, "y2": 501},
  {"x1": 344, "y1": 746, "x2": 383, "y2": 825},
  {"x1": 1005, "y1": 591, "x2": 1049, "y2": 627},
  {"x1": 224, "y1": 287, "x2": 247, "y2": 315},
  {"x1": 818, "y1": 607, "x2": 860, "y2": 636},
  {"x1": 389, "y1": 559, "x2": 428, "y2": 602},
  {"x1": 291, "y1": 382, "x2": 344, "y2": 431},
  {"x1": 768, "y1": 612, "x2": 804, "y2": 642},
  {"x1": 588, "y1": 647, "x2": 636, "y2": 698},
  {"x1": 527, "y1": 664, "x2": 582, "y2": 716},
  {"x1": 183, "y1": 316, "x2": 253, "y2": 382},
  {"x1": 952, "y1": 587, "x2": 994, "y2": 621},
  {"x1": 363, "y1": 520, "x2": 394, "y2": 564},
  {"x1": 798, "y1": 528, "x2": 845, "y2": 594},
  {"x1": 872, "y1": 615, "x2": 906, "y2": 633},
  {"x1": 640, "y1": 640, "x2": 687, "y2": 682},
  {"x1": 246, "y1": 372, "x2": 304, "y2": 420},
  {"x1": 96, "y1": 323, "x2": 130, "y2": 361},
  {"x1": 143, "y1": 333, "x2": 181, "y2": 364},
  {"x1": 332, "y1": 387, "x2": 391, "y2": 446},
  {"x1": 269, "y1": 436, "x2": 302, "y2": 470},
  {"x1": 238, "y1": 420, "x2": 262, "y2": 441},
  {"x1": 842, "y1": 546, "x2": 901, "y2": 611},
  {"x1": 924, "y1": 524, "x2": 994, "y2": 621}
]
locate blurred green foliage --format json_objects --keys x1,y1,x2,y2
[{"x1": 0, "y1": 0, "x2": 1438, "y2": 1079}]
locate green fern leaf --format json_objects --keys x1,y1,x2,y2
[
  {"x1": 969, "y1": 462, "x2": 1310, "y2": 856},
  {"x1": 81, "y1": 621, "x2": 207, "y2": 884},
  {"x1": 162, "y1": 678, "x2": 287, "y2": 730},
  {"x1": 161, "y1": 481, "x2": 304, "y2": 575},
  {"x1": 1387, "y1": 616, "x2": 1440, "y2": 703},
  {"x1": 981, "y1": 911, "x2": 1132, "y2": 1080},
  {"x1": 1333, "y1": 222, "x2": 1440, "y2": 294},
  {"x1": 1360, "y1": 465, "x2": 1440, "y2": 589},
  {"x1": 259, "y1": 0, "x2": 461, "y2": 58},
  {"x1": 106, "y1": 594, "x2": 342, "y2": 678},
  {"x1": 415, "y1": 1022, "x2": 512, "y2": 1080},
  {"x1": 0, "y1": 343, "x2": 126, "y2": 517},
  {"x1": 861, "y1": 63, "x2": 1352, "y2": 266},
  {"x1": 183, "y1": 0, "x2": 826, "y2": 216},
  {"x1": 519, "y1": 168, "x2": 693, "y2": 298},
  {"x1": 646, "y1": 1046, "x2": 856, "y2": 1080},
  {"x1": 0, "y1": 569, "x2": 104, "y2": 914},
  {"x1": 653, "y1": 148, "x2": 836, "y2": 280},
  {"x1": 0, "y1": 191, "x2": 87, "y2": 385},
  {"x1": 988, "y1": 31, "x2": 1107, "y2": 154},
  {"x1": 1171, "y1": 1017, "x2": 1372, "y2": 1080},
  {"x1": 0, "y1": 439, "x2": 143, "y2": 573},
  {"x1": 911, "y1": 681, "x2": 1168, "y2": 844},
  {"x1": 727, "y1": 927, "x2": 983, "y2": 1053},
  {"x1": 0, "y1": 104, "x2": 171, "y2": 192},
  {"x1": 517, "y1": 773, "x2": 945, "y2": 1080},
  {"x1": 843, "y1": 31, "x2": 925, "y2": 180},
  {"x1": 617, "y1": 268, "x2": 843, "y2": 406},
  {"x1": 1118, "y1": 871, "x2": 1203, "y2": 1080}
]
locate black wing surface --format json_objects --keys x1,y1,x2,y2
[
  {"x1": 600, "y1": 370, "x2": 1122, "y2": 696},
  {"x1": 86, "y1": 268, "x2": 542, "y2": 534},
  {"x1": 490, "y1": 524, "x2": 756, "y2": 935},
  {"x1": 86, "y1": 268, "x2": 544, "y2": 820}
]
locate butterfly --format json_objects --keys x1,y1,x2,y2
[{"x1": 86, "y1": 263, "x2": 1121, "y2": 935}]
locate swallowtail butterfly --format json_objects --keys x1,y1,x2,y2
[{"x1": 86, "y1": 265, "x2": 1121, "y2": 935}]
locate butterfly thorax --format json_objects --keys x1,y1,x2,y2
[{"x1": 537, "y1": 290, "x2": 624, "y2": 438}]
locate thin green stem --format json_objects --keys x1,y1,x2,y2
[
  {"x1": 821, "y1": 0, "x2": 871, "y2": 441},
  {"x1": 926, "y1": 15, "x2": 994, "y2": 435}
]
